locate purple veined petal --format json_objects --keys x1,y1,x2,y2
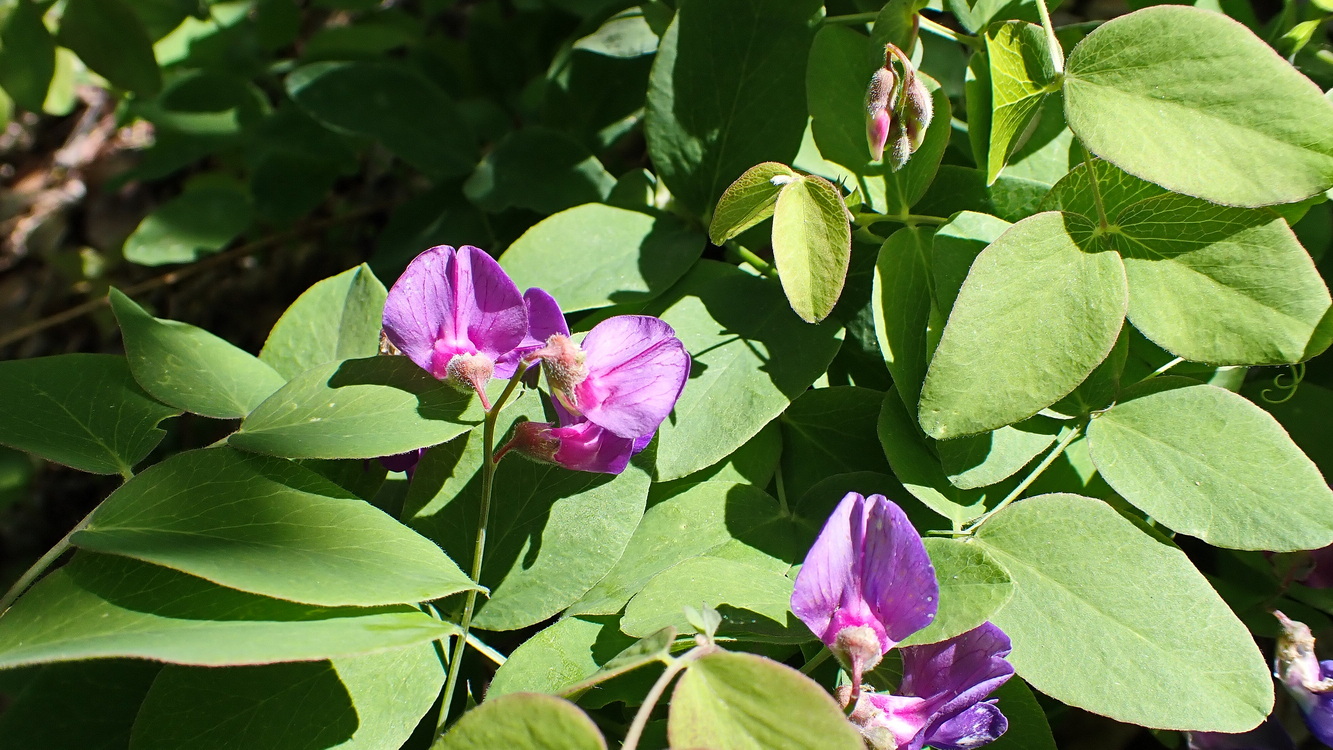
[
  {"x1": 549, "y1": 419, "x2": 637, "y2": 474},
  {"x1": 574, "y1": 315, "x2": 690, "y2": 438},
  {"x1": 899, "y1": 622, "x2": 1014, "y2": 722},
  {"x1": 926, "y1": 700, "x2": 1008, "y2": 750},
  {"x1": 861, "y1": 693, "x2": 934, "y2": 750},
  {"x1": 382, "y1": 245, "x2": 527, "y2": 379},
  {"x1": 496, "y1": 287, "x2": 568, "y2": 378},
  {"x1": 861, "y1": 495, "x2": 939, "y2": 644},
  {"x1": 378, "y1": 448, "x2": 425, "y2": 477},
  {"x1": 792, "y1": 493, "x2": 868, "y2": 648}
]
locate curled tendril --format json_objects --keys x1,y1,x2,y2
[{"x1": 1261, "y1": 363, "x2": 1306, "y2": 405}]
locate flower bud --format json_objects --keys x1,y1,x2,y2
[
  {"x1": 529, "y1": 333, "x2": 589, "y2": 415},
  {"x1": 443, "y1": 352, "x2": 496, "y2": 410},
  {"x1": 901, "y1": 73, "x2": 933, "y2": 154},
  {"x1": 865, "y1": 67, "x2": 898, "y2": 162}
]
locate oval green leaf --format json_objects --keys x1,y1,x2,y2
[
  {"x1": 1088, "y1": 377, "x2": 1333, "y2": 551},
  {"x1": 976, "y1": 493, "x2": 1273, "y2": 730},
  {"x1": 772, "y1": 174, "x2": 852, "y2": 323},
  {"x1": 919, "y1": 211, "x2": 1128, "y2": 438},
  {"x1": 668, "y1": 651, "x2": 864, "y2": 750},
  {"x1": 0, "y1": 354, "x2": 179, "y2": 475},
  {"x1": 259, "y1": 265, "x2": 388, "y2": 380},
  {"x1": 901, "y1": 537, "x2": 1014, "y2": 647},
  {"x1": 435, "y1": 693, "x2": 606, "y2": 750},
  {"x1": 74, "y1": 448, "x2": 478, "y2": 607},
  {"x1": 0, "y1": 0, "x2": 55, "y2": 111},
  {"x1": 1063, "y1": 6, "x2": 1333, "y2": 207},
  {"x1": 56, "y1": 0, "x2": 160, "y2": 95},
  {"x1": 985, "y1": 21, "x2": 1059, "y2": 184},
  {"x1": 123, "y1": 181, "x2": 253, "y2": 266},
  {"x1": 622, "y1": 557, "x2": 802, "y2": 641},
  {"x1": 111, "y1": 289, "x2": 286, "y2": 419},
  {"x1": 708, "y1": 162, "x2": 795, "y2": 244}
]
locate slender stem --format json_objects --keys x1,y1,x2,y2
[
  {"x1": 1033, "y1": 0, "x2": 1064, "y2": 73},
  {"x1": 868, "y1": 213, "x2": 950, "y2": 228},
  {"x1": 623, "y1": 646, "x2": 713, "y2": 750},
  {"x1": 823, "y1": 11, "x2": 878, "y2": 25},
  {"x1": 732, "y1": 244, "x2": 778, "y2": 279},
  {"x1": 437, "y1": 365, "x2": 529, "y2": 731},
  {"x1": 1143, "y1": 357, "x2": 1184, "y2": 382},
  {"x1": 800, "y1": 648, "x2": 831, "y2": 675},
  {"x1": 773, "y1": 465, "x2": 790, "y2": 517},
  {"x1": 961, "y1": 423, "x2": 1084, "y2": 535},
  {"x1": 919, "y1": 15, "x2": 982, "y2": 49},
  {"x1": 1082, "y1": 147, "x2": 1110, "y2": 233},
  {"x1": 466, "y1": 633, "x2": 507, "y2": 667},
  {"x1": 0, "y1": 505, "x2": 97, "y2": 612}
]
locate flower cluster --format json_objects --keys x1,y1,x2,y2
[
  {"x1": 865, "y1": 43, "x2": 934, "y2": 172},
  {"x1": 381, "y1": 245, "x2": 690, "y2": 475},
  {"x1": 793, "y1": 492, "x2": 1014, "y2": 750}
]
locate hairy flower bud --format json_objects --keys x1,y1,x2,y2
[
  {"x1": 866, "y1": 67, "x2": 898, "y2": 162},
  {"x1": 901, "y1": 73, "x2": 933, "y2": 154}
]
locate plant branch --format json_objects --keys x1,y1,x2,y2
[
  {"x1": 1082, "y1": 146, "x2": 1110, "y2": 233},
  {"x1": 823, "y1": 11, "x2": 878, "y2": 25},
  {"x1": 0, "y1": 203, "x2": 390, "y2": 350},
  {"x1": 961, "y1": 422, "x2": 1085, "y2": 535},
  {"x1": 730, "y1": 243, "x2": 778, "y2": 279},
  {"x1": 437, "y1": 364, "x2": 529, "y2": 731},
  {"x1": 1033, "y1": 0, "x2": 1064, "y2": 73},
  {"x1": 919, "y1": 15, "x2": 982, "y2": 49},
  {"x1": 622, "y1": 645, "x2": 713, "y2": 750},
  {"x1": 0, "y1": 505, "x2": 98, "y2": 612}
]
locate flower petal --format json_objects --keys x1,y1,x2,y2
[
  {"x1": 496, "y1": 287, "x2": 568, "y2": 378},
  {"x1": 792, "y1": 493, "x2": 864, "y2": 647},
  {"x1": 575, "y1": 315, "x2": 690, "y2": 438},
  {"x1": 860, "y1": 495, "x2": 939, "y2": 645},
  {"x1": 550, "y1": 419, "x2": 637, "y2": 474},
  {"x1": 900, "y1": 622, "x2": 1014, "y2": 731},
  {"x1": 926, "y1": 700, "x2": 1008, "y2": 750},
  {"x1": 382, "y1": 245, "x2": 526, "y2": 378}
]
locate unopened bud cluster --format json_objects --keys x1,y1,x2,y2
[{"x1": 865, "y1": 43, "x2": 934, "y2": 171}]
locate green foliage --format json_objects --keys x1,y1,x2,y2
[
  {"x1": 435, "y1": 693, "x2": 607, "y2": 750},
  {"x1": 259, "y1": 265, "x2": 388, "y2": 380},
  {"x1": 123, "y1": 180, "x2": 254, "y2": 266}
]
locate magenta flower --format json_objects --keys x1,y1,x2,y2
[
  {"x1": 528, "y1": 315, "x2": 690, "y2": 440},
  {"x1": 791, "y1": 492, "x2": 938, "y2": 696},
  {"x1": 495, "y1": 287, "x2": 566, "y2": 379},
  {"x1": 501, "y1": 413, "x2": 653, "y2": 475},
  {"x1": 382, "y1": 245, "x2": 527, "y2": 409},
  {"x1": 848, "y1": 623, "x2": 1014, "y2": 750},
  {"x1": 1274, "y1": 611, "x2": 1333, "y2": 745},
  {"x1": 378, "y1": 448, "x2": 425, "y2": 477}
]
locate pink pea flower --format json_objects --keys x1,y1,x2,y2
[
  {"x1": 495, "y1": 287, "x2": 566, "y2": 380},
  {"x1": 1274, "y1": 611, "x2": 1333, "y2": 746},
  {"x1": 791, "y1": 493, "x2": 938, "y2": 697},
  {"x1": 382, "y1": 245, "x2": 527, "y2": 409},
  {"x1": 866, "y1": 67, "x2": 897, "y2": 162},
  {"x1": 528, "y1": 315, "x2": 690, "y2": 441},
  {"x1": 847, "y1": 623, "x2": 1014, "y2": 750}
]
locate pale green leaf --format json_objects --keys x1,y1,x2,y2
[
  {"x1": 976, "y1": 493, "x2": 1273, "y2": 730},
  {"x1": 772, "y1": 174, "x2": 852, "y2": 323},
  {"x1": 900, "y1": 538, "x2": 1014, "y2": 646},
  {"x1": 111, "y1": 290, "x2": 286, "y2": 419},
  {"x1": 435, "y1": 693, "x2": 606, "y2": 750},
  {"x1": 986, "y1": 21, "x2": 1059, "y2": 184},
  {"x1": 259, "y1": 265, "x2": 388, "y2": 380},
  {"x1": 938, "y1": 417, "x2": 1061, "y2": 490},
  {"x1": 708, "y1": 162, "x2": 796, "y2": 244},
  {"x1": 919, "y1": 211, "x2": 1128, "y2": 438},
  {"x1": 621, "y1": 557, "x2": 802, "y2": 641},
  {"x1": 1063, "y1": 6, "x2": 1333, "y2": 207},
  {"x1": 1088, "y1": 377, "x2": 1333, "y2": 551}
]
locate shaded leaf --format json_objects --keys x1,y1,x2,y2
[
  {"x1": 123, "y1": 181, "x2": 253, "y2": 266},
  {"x1": 57, "y1": 0, "x2": 161, "y2": 95},
  {"x1": 435, "y1": 693, "x2": 606, "y2": 750}
]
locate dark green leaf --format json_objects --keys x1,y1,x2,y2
[
  {"x1": 0, "y1": 0, "x2": 55, "y2": 111},
  {"x1": 0, "y1": 354, "x2": 179, "y2": 475},
  {"x1": 57, "y1": 0, "x2": 161, "y2": 95},
  {"x1": 938, "y1": 417, "x2": 1061, "y2": 490},
  {"x1": 0, "y1": 660, "x2": 159, "y2": 750},
  {"x1": 123, "y1": 181, "x2": 253, "y2": 266},
  {"x1": 780, "y1": 387, "x2": 891, "y2": 501},
  {"x1": 872, "y1": 226, "x2": 937, "y2": 413},
  {"x1": 984, "y1": 678, "x2": 1058, "y2": 750},
  {"x1": 464, "y1": 127, "x2": 615, "y2": 215},
  {"x1": 877, "y1": 389, "x2": 987, "y2": 527},
  {"x1": 435, "y1": 693, "x2": 606, "y2": 750}
]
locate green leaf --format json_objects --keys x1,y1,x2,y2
[
  {"x1": 259, "y1": 265, "x2": 388, "y2": 380},
  {"x1": 931, "y1": 210, "x2": 1012, "y2": 317},
  {"x1": 645, "y1": 0, "x2": 819, "y2": 215},
  {"x1": 976, "y1": 493, "x2": 1273, "y2": 731},
  {"x1": 0, "y1": 0, "x2": 55, "y2": 111},
  {"x1": 0, "y1": 660, "x2": 159, "y2": 749},
  {"x1": 110, "y1": 290, "x2": 286, "y2": 419},
  {"x1": 464, "y1": 127, "x2": 615, "y2": 215},
  {"x1": 230, "y1": 357, "x2": 484, "y2": 460},
  {"x1": 668, "y1": 651, "x2": 865, "y2": 750},
  {"x1": 877, "y1": 389, "x2": 987, "y2": 527},
  {"x1": 0, "y1": 553, "x2": 459, "y2": 669},
  {"x1": 985, "y1": 21, "x2": 1059, "y2": 184},
  {"x1": 938, "y1": 417, "x2": 1061, "y2": 490},
  {"x1": 780, "y1": 387, "x2": 892, "y2": 501},
  {"x1": 1243, "y1": 380, "x2": 1333, "y2": 478},
  {"x1": 883, "y1": 80, "x2": 953, "y2": 216},
  {"x1": 1113, "y1": 194, "x2": 1331, "y2": 364},
  {"x1": 573, "y1": 9, "x2": 660, "y2": 57},
  {"x1": 872, "y1": 227, "x2": 937, "y2": 414},
  {"x1": 405, "y1": 398, "x2": 651, "y2": 631},
  {"x1": 772, "y1": 173, "x2": 852, "y2": 323},
  {"x1": 984, "y1": 678, "x2": 1058, "y2": 750},
  {"x1": 74, "y1": 447, "x2": 478, "y2": 607},
  {"x1": 0, "y1": 354, "x2": 179, "y2": 475},
  {"x1": 1062, "y1": 6, "x2": 1333, "y2": 207},
  {"x1": 559, "y1": 626, "x2": 676, "y2": 698},
  {"x1": 914, "y1": 165, "x2": 1050, "y2": 223},
  {"x1": 919, "y1": 211, "x2": 1128, "y2": 438},
  {"x1": 621, "y1": 557, "x2": 803, "y2": 641},
  {"x1": 123, "y1": 181, "x2": 253, "y2": 266},
  {"x1": 435, "y1": 693, "x2": 606, "y2": 750},
  {"x1": 1087, "y1": 377, "x2": 1333, "y2": 551},
  {"x1": 708, "y1": 162, "x2": 796, "y2": 244},
  {"x1": 901, "y1": 537, "x2": 1014, "y2": 647},
  {"x1": 502, "y1": 203, "x2": 704, "y2": 313},
  {"x1": 570, "y1": 481, "x2": 795, "y2": 617},
  {"x1": 57, "y1": 0, "x2": 161, "y2": 95},
  {"x1": 489, "y1": 616, "x2": 672, "y2": 701},
  {"x1": 645, "y1": 261, "x2": 844, "y2": 481},
  {"x1": 128, "y1": 645, "x2": 442, "y2": 750},
  {"x1": 287, "y1": 61, "x2": 476, "y2": 178}
]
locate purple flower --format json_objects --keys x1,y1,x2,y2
[
  {"x1": 1274, "y1": 611, "x2": 1333, "y2": 745},
  {"x1": 528, "y1": 315, "x2": 690, "y2": 440},
  {"x1": 378, "y1": 448, "x2": 425, "y2": 477},
  {"x1": 846, "y1": 623, "x2": 1014, "y2": 750},
  {"x1": 500, "y1": 413, "x2": 653, "y2": 475},
  {"x1": 382, "y1": 245, "x2": 527, "y2": 409},
  {"x1": 1187, "y1": 718, "x2": 1296, "y2": 750},
  {"x1": 495, "y1": 287, "x2": 566, "y2": 379},
  {"x1": 791, "y1": 493, "x2": 938, "y2": 695}
]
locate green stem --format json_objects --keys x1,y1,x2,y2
[
  {"x1": 1082, "y1": 146, "x2": 1110, "y2": 233},
  {"x1": 800, "y1": 648, "x2": 832, "y2": 675},
  {"x1": 437, "y1": 365, "x2": 529, "y2": 732},
  {"x1": 961, "y1": 423, "x2": 1084, "y2": 535},
  {"x1": 1033, "y1": 0, "x2": 1064, "y2": 73},
  {"x1": 0, "y1": 505, "x2": 97, "y2": 612},
  {"x1": 869, "y1": 213, "x2": 949, "y2": 228},
  {"x1": 919, "y1": 15, "x2": 982, "y2": 49},
  {"x1": 622, "y1": 646, "x2": 713, "y2": 750},
  {"x1": 732, "y1": 244, "x2": 778, "y2": 279},
  {"x1": 774, "y1": 464, "x2": 790, "y2": 517},
  {"x1": 823, "y1": 11, "x2": 878, "y2": 25},
  {"x1": 1142, "y1": 356, "x2": 1184, "y2": 382}
]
